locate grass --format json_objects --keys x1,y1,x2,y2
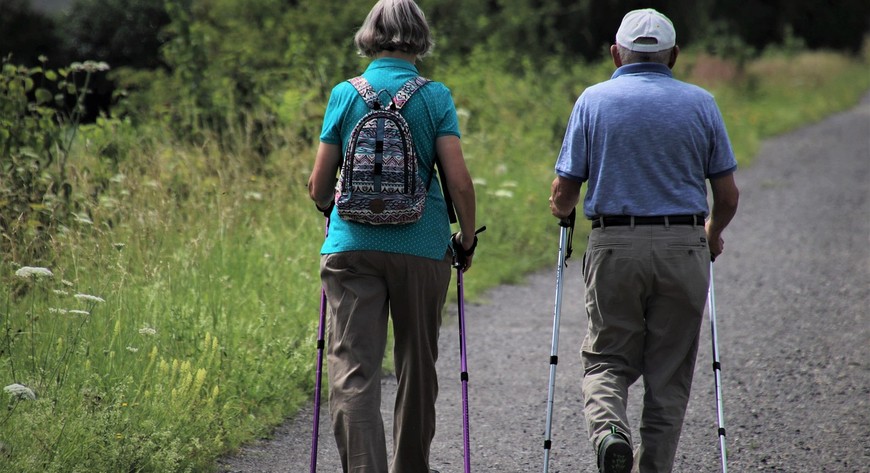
[
  {"x1": 681, "y1": 49, "x2": 870, "y2": 165},
  {"x1": 0, "y1": 47, "x2": 868, "y2": 472}
]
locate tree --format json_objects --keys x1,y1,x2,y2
[
  {"x1": 59, "y1": 0, "x2": 170, "y2": 69},
  {"x1": 0, "y1": 0, "x2": 62, "y2": 66}
]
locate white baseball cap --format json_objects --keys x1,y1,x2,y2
[{"x1": 615, "y1": 8, "x2": 676, "y2": 53}]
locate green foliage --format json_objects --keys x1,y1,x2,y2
[
  {"x1": 108, "y1": 0, "x2": 869, "y2": 171},
  {"x1": 707, "y1": 52, "x2": 870, "y2": 165},
  {"x1": 711, "y1": 0, "x2": 870, "y2": 54},
  {"x1": 0, "y1": 267, "x2": 227, "y2": 471},
  {"x1": 1, "y1": 6, "x2": 869, "y2": 469},
  {"x1": 59, "y1": 0, "x2": 170, "y2": 69},
  {"x1": 0, "y1": 134, "x2": 323, "y2": 471},
  {"x1": 0, "y1": 0, "x2": 62, "y2": 67},
  {"x1": 147, "y1": 0, "x2": 370, "y2": 155},
  {"x1": 0, "y1": 57, "x2": 112, "y2": 265}
]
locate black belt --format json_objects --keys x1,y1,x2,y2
[{"x1": 591, "y1": 215, "x2": 704, "y2": 229}]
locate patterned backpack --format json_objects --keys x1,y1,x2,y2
[{"x1": 335, "y1": 76, "x2": 434, "y2": 225}]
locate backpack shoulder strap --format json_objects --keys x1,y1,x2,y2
[
  {"x1": 348, "y1": 76, "x2": 380, "y2": 109},
  {"x1": 393, "y1": 76, "x2": 456, "y2": 223},
  {"x1": 392, "y1": 76, "x2": 431, "y2": 110}
]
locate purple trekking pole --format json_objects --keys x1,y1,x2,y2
[
  {"x1": 452, "y1": 226, "x2": 485, "y2": 473},
  {"x1": 310, "y1": 219, "x2": 329, "y2": 473},
  {"x1": 456, "y1": 267, "x2": 472, "y2": 473}
]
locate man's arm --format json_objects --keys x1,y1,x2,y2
[
  {"x1": 706, "y1": 173, "x2": 739, "y2": 259},
  {"x1": 549, "y1": 175, "x2": 582, "y2": 219}
]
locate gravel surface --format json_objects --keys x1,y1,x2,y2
[{"x1": 217, "y1": 94, "x2": 870, "y2": 473}]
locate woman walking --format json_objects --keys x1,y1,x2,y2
[{"x1": 307, "y1": 1, "x2": 477, "y2": 472}]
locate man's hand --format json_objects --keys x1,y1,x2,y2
[{"x1": 706, "y1": 222, "x2": 724, "y2": 261}]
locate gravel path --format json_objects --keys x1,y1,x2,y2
[{"x1": 217, "y1": 94, "x2": 870, "y2": 473}]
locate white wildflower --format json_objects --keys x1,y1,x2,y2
[
  {"x1": 4, "y1": 383, "x2": 36, "y2": 401},
  {"x1": 492, "y1": 189, "x2": 515, "y2": 198},
  {"x1": 52, "y1": 289, "x2": 69, "y2": 296},
  {"x1": 472, "y1": 178, "x2": 488, "y2": 186},
  {"x1": 113, "y1": 243, "x2": 126, "y2": 251},
  {"x1": 68, "y1": 310, "x2": 90, "y2": 315},
  {"x1": 138, "y1": 327, "x2": 157, "y2": 337},
  {"x1": 74, "y1": 293, "x2": 105, "y2": 303},
  {"x1": 126, "y1": 346, "x2": 139, "y2": 353},
  {"x1": 69, "y1": 61, "x2": 110, "y2": 73},
  {"x1": 49, "y1": 308, "x2": 69, "y2": 314},
  {"x1": 244, "y1": 191, "x2": 263, "y2": 201},
  {"x1": 14, "y1": 267, "x2": 53, "y2": 279},
  {"x1": 501, "y1": 181, "x2": 518, "y2": 188},
  {"x1": 61, "y1": 279, "x2": 74, "y2": 287}
]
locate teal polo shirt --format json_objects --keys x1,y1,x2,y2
[
  {"x1": 319, "y1": 58, "x2": 461, "y2": 260},
  {"x1": 555, "y1": 62, "x2": 737, "y2": 218}
]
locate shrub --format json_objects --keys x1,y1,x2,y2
[{"x1": 0, "y1": 58, "x2": 106, "y2": 264}]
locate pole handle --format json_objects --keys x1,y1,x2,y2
[{"x1": 557, "y1": 209, "x2": 576, "y2": 261}]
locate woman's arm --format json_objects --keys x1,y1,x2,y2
[
  {"x1": 308, "y1": 143, "x2": 342, "y2": 210},
  {"x1": 436, "y1": 135, "x2": 477, "y2": 249}
]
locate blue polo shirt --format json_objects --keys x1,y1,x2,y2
[
  {"x1": 555, "y1": 62, "x2": 737, "y2": 218},
  {"x1": 319, "y1": 58, "x2": 461, "y2": 260}
]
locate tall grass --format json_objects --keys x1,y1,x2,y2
[
  {"x1": 0, "y1": 48, "x2": 868, "y2": 471},
  {"x1": 1, "y1": 131, "x2": 325, "y2": 470},
  {"x1": 680, "y1": 48, "x2": 870, "y2": 165}
]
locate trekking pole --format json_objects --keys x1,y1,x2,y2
[
  {"x1": 708, "y1": 263, "x2": 728, "y2": 473},
  {"x1": 542, "y1": 209, "x2": 575, "y2": 473},
  {"x1": 309, "y1": 219, "x2": 329, "y2": 473},
  {"x1": 454, "y1": 226, "x2": 486, "y2": 473}
]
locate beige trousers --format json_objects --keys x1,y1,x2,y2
[
  {"x1": 581, "y1": 224, "x2": 710, "y2": 472},
  {"x1": 321, "y1": 250, "x2": 452, "y2": 473}
]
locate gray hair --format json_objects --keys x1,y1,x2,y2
[
  {"x1": 354, "y1": 0, "x2": 434, "y2": 58},
  {"x1": 616, "y1": 44, "x2": 673, "y2": 65}
]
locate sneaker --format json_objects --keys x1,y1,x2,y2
[{"x1": 597, "y1": 431, "x2": 632, "y2": 473}]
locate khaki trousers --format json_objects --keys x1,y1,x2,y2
[
  {"x1": 581, "y1": 224, "x2": 710, "y2": 472},
  {"x1": 321, "y1": 250, "x2": 452, "y2": 473}
]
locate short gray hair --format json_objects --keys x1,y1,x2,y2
[
  {"x1": 354, "y1": 0, "x2": 434, "y2": 58},
  {"x1": 616, "y1": 44, "x2": 673, "y2": 65}
]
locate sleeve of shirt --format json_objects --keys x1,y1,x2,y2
[
  {"x1": 554, "y1": 95, "x2": 588, "y2": 182},
  {"x1": 706, "y1": 97, "x2": 738, "y2": 178},
  {"x1": 435, "y1": 84, "x2": 461, "y2": 138},
  {"x1": 319, "y1": 83, "x2": 349, "y2": 145}
]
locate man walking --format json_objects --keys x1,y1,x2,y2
[{"x1": 548, "y1": 8, "x2": 739, "y2": 473}]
